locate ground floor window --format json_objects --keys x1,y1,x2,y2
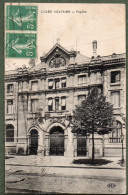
[
  {"x1": 6, "y1": 124, "x2": 14, "y2": 142},
  {"x1": 30, "y1": 129, "x2": 38, "y2": 155},
  {"x1": 109, "y1": 121, "x2": 122, "y2": 143},
  {"x1": 77, "y1": 135, "x2": 87, "y2": 156}
]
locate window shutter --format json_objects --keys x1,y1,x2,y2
[
  {"x1": 83, "y1": 76, "x2": 87, "y2": 83},
  {"x1": 61, "y1": 78, "x2": 66, "y2": 83},
  {"x1": 61, "y1": 98, "x2": 66, "y2": 106},
  {"x1": 111, "y1": 92, "x2": 120, "y2": 108},
  {"x1": 48, "y1": 80, "x2": 53, "y2": 87},
  {"x1": 48, "y1": 99, "x2": 53, "y2": 106}
]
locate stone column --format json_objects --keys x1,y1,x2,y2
[
  {"x1": 45, "y1": 135, "x2": 49, "y2": 156},
  {"x1": 73, "y1": 137, "x2": 77, "y2": 157},
  {"x1": 38, "y1": 131, "x2": 44, "y2": 156},
  {"x1": 64, "y1": 135, "x2": 68, "y2": 156},
  {"x1": 66, "y1": 127, "x2": 74, "y2": 157}
]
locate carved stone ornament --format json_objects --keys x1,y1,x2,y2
[{"x1": 49, "y1": 54, "x2": 66, "y2": 68}]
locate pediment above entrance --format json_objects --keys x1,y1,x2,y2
[{"x1": 40, "y1": 43, "x2": 76, "y2": 68}]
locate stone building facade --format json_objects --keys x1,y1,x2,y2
[{"x1": 5, "y1": 42, "x2": 126, "y2": 158}]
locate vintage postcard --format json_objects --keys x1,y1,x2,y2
[{"x1": 5, "y1": 3, "x2": 126, "y2": 194}]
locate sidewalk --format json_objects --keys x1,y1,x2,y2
[{"x1": 5, "y1": 155, "x2": 125, "y2": 169}]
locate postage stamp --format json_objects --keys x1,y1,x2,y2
[
  {"x1": 6, "y1": 5, "x2": 37, "y2": 31},
  {"x1": 6, "y1": 33, "x2": 37, "y2": 58}
]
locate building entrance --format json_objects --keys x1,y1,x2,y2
[
  {"x1": 77, "y1": 137, "x2": 86, "y2": 156},
  {"x1": 30, "y1": 129, "x2": 38, "y2": 155},
  {"x1": 50, "y1": 126, "x2": 64, "y2": 156}
]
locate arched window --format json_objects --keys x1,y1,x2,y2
[
  {"x1": 109, "y1": 121, "x2": 122, "y2": 143},
  {"x1": 6, "y1": 124, "x2": 14, "y2": 142}
]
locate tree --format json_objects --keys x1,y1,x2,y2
[{"x1": 72, "y1": 87, "x2": 115, "y2": 163}]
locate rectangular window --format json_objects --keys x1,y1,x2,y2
[
  {"x1": 111, "y1": 71, "x2": 120, "y2": 83},
  {"x1": 48, "y1": 79, "x2": 53, "y2": 89},
  {"x1": 78, "y1": 95, "x2": 86, "y2": 104},
  {"x1": 111, "y1": 91, "x2": 120, "y2": 108},
  {"x1": 31, "y1": 99, "x2": 38, "y2": 112},
  {"x1": 78, "y1": 75, "x2": 87, "y2": 85},
  {"x1": 48, "y1": 98, "x2": 53, "y2": 111},
  {"x1": 31, "y1": 81, "x2": 38, "y2": 91},
  {"x1": 61, "y1": 97, "x2": 66, "y2": 110},
  {"x1": 55, "y1": 79, "x2": 60, "y2": 89},
  {"x1": 55, "y1": 97, "x2": 59, "y2": 111},
  {"x1": 61, "y1": 78, "x2": 66, "y2": 88},
  {"x1": 7, "y1": 100, "x2": 13, "y2": 114},
  {"x1": 7, "y1": 84, "x2": 13, "y2": 93}
]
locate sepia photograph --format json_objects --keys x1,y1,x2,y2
[{"x1": 5, "y1": 3, "x2": 126, "y2": 194}]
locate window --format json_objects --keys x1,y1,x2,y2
[
  {"x1": 55, "y1": 79, "x2": 60, "y2": 89},
  {"x1": 48, "y1": 98, "x2": 53, "y2": 111},
  {"x1": 7, "y1": 100, "x2": 13, "y2": 114},
  {"x1": 111, "y1": 71, "x2": 120, "y2": 83},
  {"x1": 48, "y1": 80, "x2": 53, "y2": 89},
  {"x1": 111, "y1": 91, "x2": 120, "y2": 108},
  {"x1": 55, "y1": 97, "x2": 59, "y2": 111},
  {"x1": 31, "y1": 81, "x2": 38, "y2": 91},
  {"x1": 31, "y1": 99, "x2": 38, "y2": 112},
  {"x1": 7, "y1": 84, "x2": 13, "y2": 93},
  {"x1": 61, "y1": 78, "x2": 66, "y2": 88},
  {"x1": 61, "y1": 97, "x2": 66, "y2": 110},
  {"x1": 6, "y1": 124, "x2": 14, "y2": 142},
  {"x1": 109, "y1": 121, "x2": 122, "y2": 143},
  {"x1": 78, "y1": 95, "x2": 86, "y2": 104},
  {"x1": 78, "y1": 75, "x2": 87, "y2": 85}
]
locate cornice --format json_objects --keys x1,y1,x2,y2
[{"x1": 5, "y1": 57, "x2": 125, "y2": 81}]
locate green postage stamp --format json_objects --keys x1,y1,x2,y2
[
  {"x1": 6, "y1": 33, "x2": 37, "y2": 58},
  {"x1": 6, "y1": 5, "x2": 37, "y2": 31}
]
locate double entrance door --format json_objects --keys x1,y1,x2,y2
[
  {"x1": 50, "y1": 134, "x2": 64, "y2": 155},
  {"x1": 50, "y1": 126, "x2": 64, "y2": 156}
]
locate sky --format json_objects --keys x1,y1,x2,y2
[{"x1": 5, "y1": 3, "x2": 126, "y2": 70}]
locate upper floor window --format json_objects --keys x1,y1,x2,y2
[
  {"x1": 111, "y1": 71, "x2": 121, "y2": 83},
  {"x1": 48, "y1": 98, "x2": 53, "y2": 111},
  {"x1": 31, "y1": 81, "x2": 38, "y2": 91},
  {"x1": 111, "y1": 91, "x2": 120, "y2": 108},
  {"x1": 61, "y1": 78, "x2": 66, "y2": 88},
  {"x1": 78, "y1": 75, "x2": 87, "y2": 85},
  {"x1": 78, "y1": 95, "x2": 86, "y2": 104},
  {"x1": 6, "y1": 124, "x2": 14, "y2": 142},
  {"x1": 109, "y1": 121, "x2": 122, "y2": 143},
  {"x1": 55, "y1": 97, "x2": 59, "y2": 111},
  {"x1": 31, "y1": 99, "x2": 38, "y2": 112},
  {"x1": 7, "y1": 100, "x2": 13, "y2": 114},
  {"x1": 55, "y1": 79, "x2": 60, "y2": 89},
  {"x1": 48, "y1": 80, "x2": 53, "y2": 89},
  {"x1": 7, "y1": 84, "x2": 13, "y2": 93},
  {"x1": 61, "y1": 97, "x2": 66, "y2": 110}
]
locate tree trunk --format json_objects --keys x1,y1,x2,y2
[{"x1": 92, "y1": 132, "x2": 95, "y2": 164}]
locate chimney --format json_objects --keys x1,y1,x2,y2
[{"x1": 92, "y1": 40, "x2": 97, "y2": 57}]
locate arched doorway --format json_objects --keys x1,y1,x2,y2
[
  {"x1": 50, "y1": 126, "x2": 64, "y2": 156},
  {"x1": 30, "y1": 129, "x2": 38, "y2": 155}
]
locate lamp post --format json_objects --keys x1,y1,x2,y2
[{"x1": 120, "y1": 134, "x2": 124, "y2": 166}]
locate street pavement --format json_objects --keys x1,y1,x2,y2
[{"x1": 5, "y1": 155, "x2": 126, "y2": 194}]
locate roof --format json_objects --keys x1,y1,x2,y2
[
  {"x1": 102, "y1": 53, "x2": 126, "y2": 61},
  {"x1": 40, "y1": 43, "x2": 76, "y2": 61},
  {"x1": 75, "y1": 53, "x2": 90, "y2": 64}
]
